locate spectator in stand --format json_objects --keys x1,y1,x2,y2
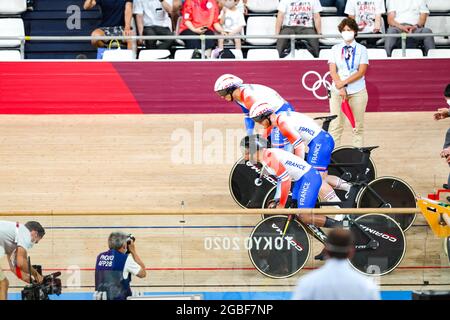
[
  {"x1": 173, "y1": 1, "x2": 246, "y2": 32},
  {"x1": 172, "y1": 0, "x2": 185, "y2": 31},
  {"x1": 345, "y1": 0, "x2": 385, "y2": 48},
  {"x1": 134, "y1": 0, "x2": 174, "y2": 49},
  {"x1": 319, "y1": 0, "x2": 347, "y2": 16},
  {"x1": 178, "y1": 0, "x2": 225, "y2": 57},
  {"x1": 292, "y1": 228, "x2": 380, "y2": 300},
  {"x1": 218, "y1": 0, "x2": 246, "y2": 50},
  {"x1": 218, "y1": 0, "x2": 247, "y2": 14},
  {"x1": 385, "y1": 0, "x2": 435, "y2": 56},
  {"x1": 84, "y1": 0, "x2": 134, "y2": 49},
  {"x1": 276, "y1": 0, "x2": 323, "y2": 58},
  {"x1": 433, "y1": 84, "x2": 450, "y2": 188},
  {"x1": 328, "y1": 18, "x2": 369, "y2": 147}
]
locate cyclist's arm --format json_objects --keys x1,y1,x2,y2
[
  {"x1": 266, "y1": 155, "x2": 291, "y2": 208},
  {"x1": 263, "y1": 126, "x2": 273, "y2": 139},
  {"x1": 276, "y1": 115, "x2": 305, "y2": 158},
  {"x1": 277, "y1": 172, "x2": 291, "y2": 208}
]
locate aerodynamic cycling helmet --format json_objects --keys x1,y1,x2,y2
[
  {"x1": 214, "y1": 74, "x2": 243, "y2": 97},
  {"x1": 249, "y1": 102, "x2": 274, "y2": 122},
  {"x1": 240, "y1": 134, "x2": 270, "y2": 153}
]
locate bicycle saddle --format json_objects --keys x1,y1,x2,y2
[
  {"x1": 313, "y1": 115, "x2": 338, "y2": 122},
  {"x1": 358, "y1": 146, "x2": 379, "y2": 152}
]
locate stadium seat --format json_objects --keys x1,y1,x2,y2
[
  {"x1": 174, "y1": 49, "x2": 198, "y2": 60},
  {"x1": 283, "y1": 49, "x2": 315, "y2": 60},
  {"x1": 367, "y1": 48, "x2": 388, "y2": 59},
  {"x1": 0, "y1": 0, "x2": 26, "y2": 15},
  {"x1": 319, "y1": 16, "x2": 346, "y2": 46},
  {"x1": 0, "y1": 50, "x2": 21, "y2": 61},
  {"x1": 426, "y1": 0, "x2": 450, "y2": 12},
  {"x1": 318, "y1": 48, "x2": 333, "y2": 60},
  {"x1": 0, "y1": 18, "x2": 24, "y2": 48},
  {"x1": 246, "y1": 49, "x2": 279, "y2": 60},
  {"x1": 102, "y1": 49, "x2": 134, "y2": 61},
  {"x1": 246, "y1": 0, "x2": 279, "y2": 13},
  {"x1": 321, "y1": 6, "x2": 338, "y2": 14},
  {"x1": 427, "y1": 49, "x2": 450, "y2": 58},
  {"x1": 138, "y1": 50, "x2": 171, "y2": 60},
  {"x1": 425, "y1": 16, "x2": 450, "y2": 46},
  {"x1": 391, "y1": 49, "x2": 424, "y2": 58},
  {"x1": 211, "y1": 49, "x2": 244, "y2": 60},
  {"x1": 245, "y1": 16, "x2": 277, "y2": 46}
]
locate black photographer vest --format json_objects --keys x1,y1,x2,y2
[{"x1": 95, "y1": 249, "x2": 132, "y2": 300}]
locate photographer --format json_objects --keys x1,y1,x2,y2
[
  {"x1": 0, "y1": 220, "x2": 45, "y2": 300},
  {"x1": 95, "y1": 232, "x2": 146, "y2": 300}
]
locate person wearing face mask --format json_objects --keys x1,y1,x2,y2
[
  {"x1": 344, "y1": 0, "x2": 385, "y2": 48},
  {"x1": 327, "y1": 18, "x2": 369, "y2": 148},
  {"x1": 0, "y1": 220, "x2": 45, "y2": 300},
  {"x1": 433, "y1": 84, "x2": 450, "y2": 188},
  {"x1": 217, "y1": 0, "x2": 246, "y2": 50},
  {"x1": 178, "y1": 0, "x2": 225, "y2": 57}
]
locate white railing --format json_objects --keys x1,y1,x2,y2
[{"x1": 1, "y1": 32, "x2": 449, "y2": 59}]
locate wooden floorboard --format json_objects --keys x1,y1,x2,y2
[{"x1": 0, "y1": 112, "x2": 449, "y2": 293}]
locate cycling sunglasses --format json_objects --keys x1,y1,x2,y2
[
  {"x1": 252, "y1": 114, "x2": 268, "y2": 123},
  {"x1": 216, "y1": 89, "x2": 230, "y2": 97}
]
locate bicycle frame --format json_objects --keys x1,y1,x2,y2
[{"x1": 292, "y1": 214, "x2": 380, "y2": 252}]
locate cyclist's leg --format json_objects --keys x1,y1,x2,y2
[
  {"x1": 326, "y1": 175, "x2": 352, "y2": 192},
  {"x1": 290, "y1": 177, "x2": 301, "y2": 207},
  {"x1": 295, "y1": 169, "x2": 327, "y2": 226},
  {"x1": 307, "y1": 132, "x2": 341, "y2": 204}
]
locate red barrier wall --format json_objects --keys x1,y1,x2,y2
[{"x1": 0, "y1": 59, "x2": 449, "y2": 114}]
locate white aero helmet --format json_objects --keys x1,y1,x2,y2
[
  {"x1": 249, "y1": 102, "x2": 274, "y2": 122},
  {"x1": 214, "y1": 74, "x2": 243, "y2": 96}
]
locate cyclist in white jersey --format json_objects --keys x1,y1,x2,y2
[
  {"x1": 240, "y1": 134, "x2": 345, "y2": 229},
  {"x1": 214, "y1": 74, "x2": 295, "y2": 149},
  {"x1": 249, "y1": 103, "x2": 353, "y2": 217}
]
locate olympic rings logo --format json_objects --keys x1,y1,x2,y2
[{"x1": 301, "y1": 71, "x2": 332, "y2": 100}]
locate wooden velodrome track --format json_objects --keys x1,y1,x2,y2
[{"x1": 0, "y1": 112, "x2": 449, "y2": 295}]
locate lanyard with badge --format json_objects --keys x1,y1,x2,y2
[{"x1": 341, "y1": 46, "x2": 356, "y2": 73}]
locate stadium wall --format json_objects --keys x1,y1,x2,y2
[{"x1": 0, "y1": 59, "x2": 448, "y2": 114}]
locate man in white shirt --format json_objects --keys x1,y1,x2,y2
[
  {"x1": 385, "y1": 0, "x2": 435, "y2": 56},
  {"x1": 95, "y1": 231, "x2": 146, "y2": 300},
  {"x1": 134, "y1": 0, "x2": 174, "y2": 49},
  {"x1": 292, "y1": 228, "x2": 381, "y2": 300},
  {"x1": 0, "y1": 220, "x2": 45, "y2": 300},
  {"x1": 345, "y1": 0, "x2": 385, "y2": 48},
  {"x1": 275, "y1": 0, "x2": 323, "y2": 58}
]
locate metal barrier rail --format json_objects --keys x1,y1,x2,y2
[
  {"x1": 1, "y1": 32, "x2": 449, "y2": 59},
  {"x1": 0, "y1": 207, "x2": 419, "y2": 217}
]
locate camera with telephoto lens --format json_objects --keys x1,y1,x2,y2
[
  {"x1": 127, "y1": 234, "x2": 135, "y2": 245},
  {"x1": 126, "y1": 234, "x2": 136, "y2": 254},
  {"x1": 21, "y1": 265, "x2": 62, "y2": 300}
]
